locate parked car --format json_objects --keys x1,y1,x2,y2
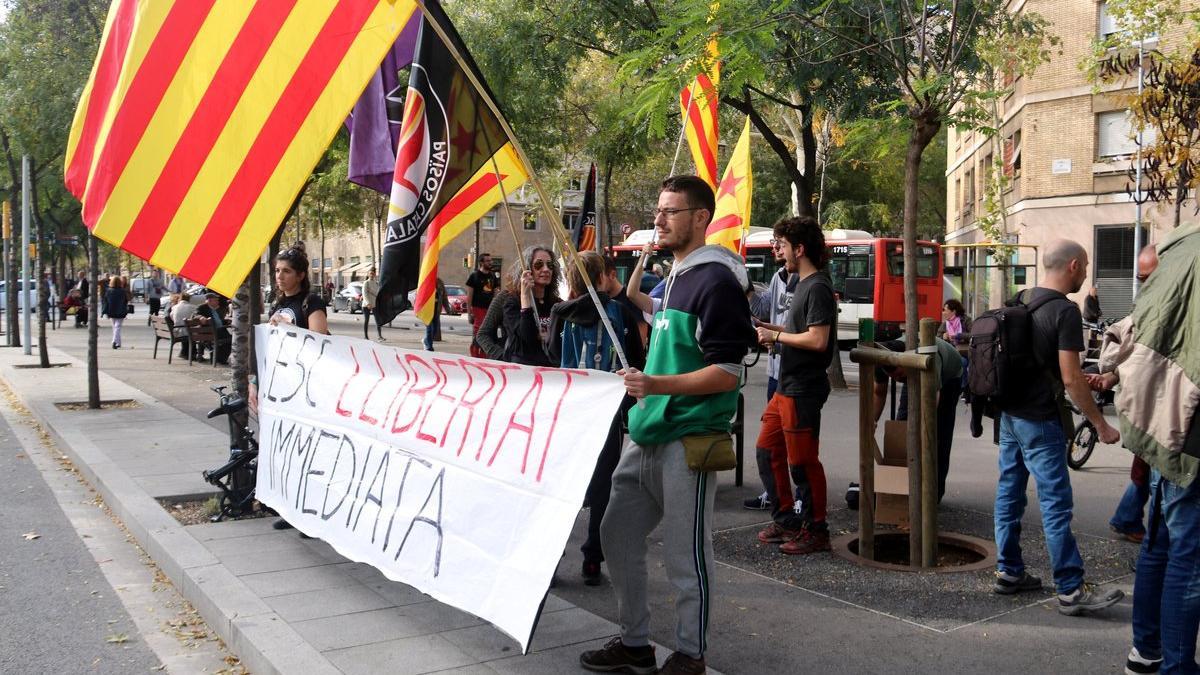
[
  {"x1": 0, "y1": 279, "x2": 39, "y2": 313},
  {"x1": 444, "y1": 285, "x2": 467, "y2": 315},
  {"x1": 332, "y1": 282, "x2": 364, "y2": 314}
]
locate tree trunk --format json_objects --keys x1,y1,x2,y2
[
  {"x1": 87, "y1": 234, "x2": 100, "y2": 408},
  {"x1": 229, "y1": 274, "x2": 252, "y2": 434},
  {"x1": 248, "y1": 251, "x2": 263, "y2": 384},
  {"x1": 5, "y1": 202, "x2": 17, "y2": 346},
  {"x1": 902, "y1": 110, "x2": 942, "y2": 525},
  {"x1": 36, "y1": 211, "x2": 48, "y2": 368},
  {"x1": 1175, "y1": 172, "x2": 1186, "y2": 229},
  {"x1": 603, "y1": 161, "x2": 614, "y2": 249},
  {"x1": 724, "y1": 90, "x2": 814, "y2": 217}
]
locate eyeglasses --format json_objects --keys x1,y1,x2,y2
[
  {"x1": 532, "y1": 260, "x2": 555, "y2": 271},
  {"x1": 653, "y1": 207, "x2": 702, "y2": 218},
  {"x1": 769, "y1": 239, "x2": 783, "y2": 248}
]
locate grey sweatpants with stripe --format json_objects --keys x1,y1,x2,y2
[{"x1": 600, "y1": 438, "x2": 717, "y2": 659}]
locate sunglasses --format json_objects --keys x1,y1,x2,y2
[{"x1": 532, "y1": 260, "x2": 555, "y2": 271}]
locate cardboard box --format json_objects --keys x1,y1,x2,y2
[
  {"x1": 882, "y1": 420, "x2": 907, "y2": 467},
  {"x1": 876, "y1": 494, "x2": 910, "y2": 527},
  {"x1": 875, "y1": 421, "x2": 909, "y2": 526}
]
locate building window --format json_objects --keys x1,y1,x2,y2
[
  {"x1": 561, "y1": 210, "x2": 580, "y2": 230},
  {"x1": 523, "y1": 211, "x2": 538, "y2": 231},
  {"x1": 350, "y1": 256, "x2": 361, "y2": 265},
  {"x1": 325, "y1": 258, "x2": 333, "y2": 268},
  {"x1": 567, "y1": 176, "x2": 584, "y2": 192},
  {"x1": 962, "y1": 166, "x2": 975, "y2": 217},
  {"x1": 954, "y1": 178, "x2": 961, "y2": 219},
  {"x1": 481, "y1": 214, "x2": 497, "y2": 231},
  {"x1": 1099, "y1": 1, "x2": 1158, "y2": 42},
  {"x1": 1005, "y1": 130, "x2": 1023, "y2": 177},
  {"x1": 1093, "y1": 224, "x2": 1149, "y2": 319},
  {"x1": 312, "y1": 259, "x2": 320, "y2": 269},
  {"x1": 1096, "y1": 110, "x2": 1139, "y2": 159}
]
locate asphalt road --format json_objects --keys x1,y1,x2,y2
[{"x1": 0, "y1": 408, "x2": 162, "y2": 673}]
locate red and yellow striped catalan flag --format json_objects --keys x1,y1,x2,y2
[
  {"x1": 706, "y1": 118, "x2": 752, "y2": 253},
  {"x1": 412, "y1": 144, "x2": 528, "y2": 324},
  {"x1": 64, "y1": 0, "x2": 418, "y2": 298},
  {"x1": 679, "y1": 37, "x2": 720, "y2": 191}
]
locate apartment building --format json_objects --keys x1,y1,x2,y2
[{"x1": 945, "y1": 0, "x2": 1197, "y2": 319}]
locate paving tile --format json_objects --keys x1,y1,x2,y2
[
  {"x1": 294, "y1": 606, "x2": 437, "y2": 651},
  {"x1": 444, "y1": 607, "x2": 614, "y2": 662},
  {"x1": 189, "y1": 516, "x2": 284, "y2": 541},
  {"x1": 220, "y1": 546, "x2": 341, "y2": 576},
  {"x1": 264, "y1": 582, "x2": 394, "y2": 622},
  {"x1": 240, "y1": 562, "x2": 361, "y2": 598},
  {"x1": 326, "y1": 634, "x2": 476, "y2": 675}
]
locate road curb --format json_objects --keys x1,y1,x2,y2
[{"x1": 0, "y1": 350, "x2": 337, "y2": 675}]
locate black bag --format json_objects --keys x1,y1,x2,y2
[
  {"x1": 126, "y1": 303, "x2": 135, "y2": 315},
  {"x1": 966, "y1": 290, "x2": 1058, "y2": 401}
]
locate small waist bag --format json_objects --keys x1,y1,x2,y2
[{"x1": 682, "y1": 433, "x2": 736, "y2": 472}]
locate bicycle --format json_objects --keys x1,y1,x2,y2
[
  {"x1": 201, "y1": 385, "x2": 260, "y2": 522},
  {"x1": 1067, "y1": 335, "x2": 1115, "y2": 471}
]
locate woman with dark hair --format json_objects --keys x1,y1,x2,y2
[
  {"x1": 268, "y1": 242, "x2": 328, "y2": 334},
  {"x1": 500, "y1": 246, "x2": 562, "y2": 367},
  {"x1": 105, "y1": 276, "x2": 129, "y2": 349},
  {"x1": 265, "y1": 243, "x2": 328, "y2": 536},
  {"x1": 938, "y1": 298, "x2": 971, "y2": 344}
]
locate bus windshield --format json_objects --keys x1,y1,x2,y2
[
  {"x1": 828, "y1": 244, "x2": 873, "y2": 302},
  {"x1": 886, "y1": 245, "x2": 939, "y2": 278}
]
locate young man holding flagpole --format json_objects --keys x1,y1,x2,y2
[{"x1": 581, "y1": 176, "x2": 753, "y2": 675}]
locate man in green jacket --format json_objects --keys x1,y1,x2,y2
[
  {"x1": 1101, "y1": 224, "x2": 1200, "y2": 675},
  {"x1": 580, "y1": 176, "x2": 754, "y2": 675}
]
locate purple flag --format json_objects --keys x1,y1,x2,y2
[{"x1": 345, "y1": 14, "x2": 421, "y2": 194}]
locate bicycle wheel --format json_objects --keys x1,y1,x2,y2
[{"x1": 1069, "y1": 419, "x2": 1097, "y2": 470}]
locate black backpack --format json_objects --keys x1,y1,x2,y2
[{"x1": 966, "y1": 290, "x2": 1058, "y2": 401}]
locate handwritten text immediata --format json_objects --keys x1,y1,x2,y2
[{"x1": 260, "y1": 328, "x2": 593, "y2": 483}]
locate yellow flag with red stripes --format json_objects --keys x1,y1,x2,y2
[
  {"x1": 63, "y1": 0, "x2": 419, "y2": 297},
  {"x1": 706, "y1": 118, "x2": 752, "y2": 253},
  {"x1": 679, "y1": 36, "x2": 720, "y2": 191},
  {"x1": 413, "y1": 144, "x2": 528, "y2": 324}
]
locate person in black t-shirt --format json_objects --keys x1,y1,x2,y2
[
  {"x1": 465, "y1": 254, "x2": 499, "y2": 359},
  {"x1": 991, "y1": 239, "x2": 1123, "y2": 617},
  {"x1": 268, "y1": 244, "x2": 328, "y2": 333},
  {"x1": 751, "y1": 216, "x2": 836, "y2": 556},
  {"x1": 500, "y1": 246, "x2": 561, "y2": 367},
  {"x1": 260, "y1": 243, "x2": 328, "y2": 538}
]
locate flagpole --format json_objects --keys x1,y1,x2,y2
[
  {"x1": 486, "y1": 153, "x2": 533, "y2": 309},
  {"x1": 414, "y1": 0, "x2": 629, "y2": 371},
  {"x1": 669, "y1": 85, "x2": 692, "y2": 177}
]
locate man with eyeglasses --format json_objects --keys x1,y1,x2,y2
[
  {"x1": 580, "y1": 175, "x2": 753, "y2": 675},
  {"x1": 465, "y1": 253, "x2": 499, "y2": 358}
]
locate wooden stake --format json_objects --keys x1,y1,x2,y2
[{"x1": 919, "y1": 318, "x2": 939, "y2": 568}]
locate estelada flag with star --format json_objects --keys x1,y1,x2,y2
[
  {"x1": 378, "y1": 0, "x2": 520, "y2": 325},
  {"x1": 706, "y1": 118, "x2": 752, "y2": 253}
]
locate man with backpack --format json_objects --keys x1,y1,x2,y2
[
  {"x1": 973, "y1": 239, "x2": 1123, "y2": 615},
  {"x1": 548, "y1": 250, "x2": 645, "y2": 587}
]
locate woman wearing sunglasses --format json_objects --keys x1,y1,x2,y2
[{"x1": 500, "y1": 246, "x2": 562, "y2": 366}]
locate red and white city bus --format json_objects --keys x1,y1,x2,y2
[{"x1": 610, "y1": 227, "x2": 944, "y2": 343}]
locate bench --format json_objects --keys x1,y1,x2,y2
[
  {"x1": 186, "y1": 318, "x2": 218, "y2": 367},
  {"x1": 151, "y1": 315, "x2": 186, "y2": 363}
]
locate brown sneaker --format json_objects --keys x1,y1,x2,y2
[
  {"x1": 757, "y1": 522, "x2": 802, "y2": 544},
  {"x1": 779, "y1": 527, "x2": 831, "y2": 555},
  {"x1": 659, "y1": 652, "x2": 706, "y2": 674},
  {"x1": 579, "y1": 637, "x2": 657, "y2": 674}
]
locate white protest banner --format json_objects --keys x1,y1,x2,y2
[{"x1": 254, "y1": 325, "x2": 625, "y2": 651}]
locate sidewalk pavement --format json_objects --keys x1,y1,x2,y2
[
  {"x1": 0, "y1": 344, "x2": 701, "y2": 675},
  {"x1": 1, "y1": 311, "x2": 1145, "y2": 674}
]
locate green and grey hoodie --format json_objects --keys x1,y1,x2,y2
[{"x1": 628, "y1": 244, "x2": 755, "y2": 445}]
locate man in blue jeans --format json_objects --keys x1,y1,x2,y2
[
  {"x1": 1092, "y1": 226, "x2": 1200, "y2": 675},
  {"x1": 991, "y1": 239, "x2": 1124, "y2": 616}
]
